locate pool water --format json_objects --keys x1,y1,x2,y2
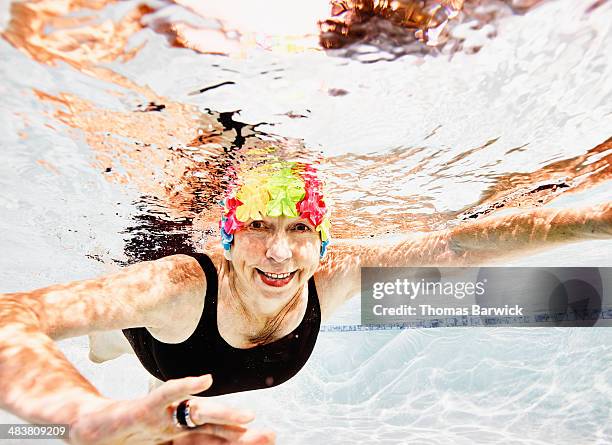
[{"x1": 1, "y1": 0, "x2": 611, "y2": 443}]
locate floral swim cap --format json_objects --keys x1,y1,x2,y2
[{"x1": 220, "y1": 162, "x2": 331, "y2": 258}]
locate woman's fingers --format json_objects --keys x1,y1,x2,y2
[
  {"x1": 151, "y1": 375, "x2": 214, "y2": 406},
  {"x1": 186, "y1": 427, "x2": 276, "y2": 445},
  {"x1": 188, "y1": 399, "x2": 255, "y2": 425},
  {"x1": 187, "y1": 424, "x2": 247, "y2": 442},
  {"x1": 70, "y1": 376, "x2": 273, "y2": 445},
  {"x1": 142, "y1": 375, "x2": 273, "y2": 444},
  {"x1": 231, "y1": 429, "x2": 276, "y2": 445},
  {"x1": 171, "y1": 432, "x2": 229, "y2": 445}
]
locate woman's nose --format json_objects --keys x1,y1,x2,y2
[{"x1": 266, "y1": 233, "x2": 292, "y2": 263}]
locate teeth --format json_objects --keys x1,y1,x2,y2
[{"x1": 262, "y1": 271, "x2": 292, "y2": 279}]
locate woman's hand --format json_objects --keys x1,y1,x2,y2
[{"x1": 70, "y1": 375, "x2": 275, "y2": 445}]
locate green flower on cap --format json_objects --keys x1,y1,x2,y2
[{"x1": 265, "y1": 168, "x2": 306, "y2": 218}]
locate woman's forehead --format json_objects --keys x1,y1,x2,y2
[{"x1": 253, "y1": 215, "x2": 311, "y2": 225}]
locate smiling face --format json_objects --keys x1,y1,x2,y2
[
  {"x1": 228, "y1": 215, "x2": 321, "y2": 300},
  {"x1": 219, "y1": 161, "x2": 331, "y2": 303}
]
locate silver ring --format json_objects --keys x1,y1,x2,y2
[
  {"x1": 173, "y1": 399, "x2": 198, "y2": 429},
  {"x1": 184, "y1": 401, "x2": 198, "y2": 428}
]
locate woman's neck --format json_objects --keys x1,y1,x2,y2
[{"x1": 223, "y1": 269, "x2": 307, "y2": 345}]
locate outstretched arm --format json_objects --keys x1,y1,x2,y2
[
  {"x1": 316, "y1": 203, "x2": 612, "y2": 315},
  {"x1": 442, "y1": 203, "x2": 611, "y2": 264},
  {"x1": 0, "y1": 255, "x2": 203, "y2": 424},
  {"x1": 0, "y1": 255, "x2": 274, "y2": 444}
]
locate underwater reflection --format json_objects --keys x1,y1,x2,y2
[
  {"x1": 1, "y1": 0, "x2": 549, "y2": 61},
  {"x1": 2, "y1": 0, "x2": 610, "y2": 261}
]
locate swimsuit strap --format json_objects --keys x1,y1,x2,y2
[{"x1": 191, "y1": 253, "x2": 220, "y2": 329}]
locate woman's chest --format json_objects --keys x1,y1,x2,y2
[{"x1": 216, "y1": 293, "x2": 310, "y2": 349}]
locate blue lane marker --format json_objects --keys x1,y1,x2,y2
[{"x1": 321, "y1": 307, "x2": 612, "y2": 331}]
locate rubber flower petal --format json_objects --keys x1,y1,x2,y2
[
  {"x1": 320, "y1": 238, "x2": 330, "y2": 258},
  {"x1": 220, "y1": 225, "x2": 234, "y2": 251},
  {"x1": 236, "y1": 182, "x2": 270, "y2": 222},
  {"x1": 265, "y1": 172, "x2": 305, "y2": 218},
  {"x1": 223, "y1": 197, "x2": 243, "y2": 216},
  {"x1": 301, "y1": 165, "x2": 322, "y2": 189},
  {"x1": 298, "y1": 189, "x2": 327, "y2": 226},
  {"x1": 223, "y1": 208, "x2": 242, "y2": 234},
  {"x1": 316, "y1": 217, "x2": 331, "y2": 242}
]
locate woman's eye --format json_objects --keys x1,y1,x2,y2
[
  {"x1": 249, "y1": 221, "x2": 265, "y2": 229},
  {"x1": 294, "y1": 223, "x2": 311, "y2": 232}
]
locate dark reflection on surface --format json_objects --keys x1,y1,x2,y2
[
  {"x1": 121, "y1": 199, "x2": 198, "y2": 265},
  {"x1": 318, "y1": 0, "x2": 547, "y2": 60}
]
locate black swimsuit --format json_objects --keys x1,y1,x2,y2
[{"x1": 122, "y1": 253, "x2": 321, "y2": 397}]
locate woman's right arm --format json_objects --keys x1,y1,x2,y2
[
  {"x1": 0, "y1": 255, "x2": 197, "y2": 422},
  {"x1": 0, "y1": 254, "x2": 274, "y2": 444}
]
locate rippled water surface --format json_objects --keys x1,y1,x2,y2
[{"x1": 1, "y1": 0, "x2": 611, "y2": 443}]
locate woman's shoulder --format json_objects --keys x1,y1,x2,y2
[
  {"x1": 313, "y1": 250, "x2": 361, "y2": 322},
  {"x1": 162, "y1": 250, "x2": 225, "y2": 287},
  {"x1": 143, "y1": 253, "x2": 216, "y2": 343}
]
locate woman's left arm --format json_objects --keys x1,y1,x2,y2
[
  {"x1": 446, "y1": 202, "x2": 611, "y2": 263},
  {"x1": 316, "y1": 203, "x2": 612, "y2": 316}
]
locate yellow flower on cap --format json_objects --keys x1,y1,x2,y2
[{"x1": 235, "y1": 178, "x2": 270, "y2": 222}]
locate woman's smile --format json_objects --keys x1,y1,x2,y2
[{"x1": 256, "y1": 268, "x2": 298, "y2": 287}]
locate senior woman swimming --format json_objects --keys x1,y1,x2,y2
[
  {"x1": 122, "y1": 162, "x2": 332, "y2": 398},
  {"x1": 0, "y1": 160, "x2": 610, "y2": 445}
]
